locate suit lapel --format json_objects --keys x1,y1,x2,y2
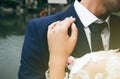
[{"x1": 63, "y1": 4, "x2": 91, "y2": 57}]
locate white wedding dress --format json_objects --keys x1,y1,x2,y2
[
  {"x1": 46, "y1": 49, "x2": 120, "y2": 79},
  {"x1": 67, "y1": 49, "x2": 120, "y2": 79}
]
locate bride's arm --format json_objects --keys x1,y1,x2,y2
[{"x1": 47, "y1": 17, "x2": 78, "y2": 79}]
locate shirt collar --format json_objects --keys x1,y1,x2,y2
[{"x1": 74, "y1": 0, "x2": 110, "y2": 28}]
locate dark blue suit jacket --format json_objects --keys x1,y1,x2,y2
[{"x1": 18, "y1": 3, "x2": 120, "y2": 79}]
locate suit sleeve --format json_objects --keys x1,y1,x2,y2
[{"x1": 18, "y1": 20, "x2": 48, "y2": 79}]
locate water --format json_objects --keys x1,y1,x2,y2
[{"x1": 0, "y1": 11, "x2": 39, "y2": 79}]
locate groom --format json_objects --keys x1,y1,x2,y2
[{"x1": 19, "y1": 0, "x2": 120, "y2": 79}]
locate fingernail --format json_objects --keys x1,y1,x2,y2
[
  {"x1": 69, "y1": 16, "x2": 73, "y2": 19},
  {"x1": 72, "y1": 23, "x2": 76, "y2": 26},
  {"x1": 56, "y1": 21, "x2": 60, "y2": 22},
  {"x1": 65, "y1": 17, "x2": 69, "y2": 20}
]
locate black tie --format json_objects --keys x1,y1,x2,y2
[{"x1": 89, "y1": 22, "x2": 107, "y2": 52}]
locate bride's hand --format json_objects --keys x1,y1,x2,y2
[
  {"x1": 47, "y1": 17, "x2": 78, "y2": 79},
  {"x1": 47, "y1": 17, "x2": 78, "y2": 62}
]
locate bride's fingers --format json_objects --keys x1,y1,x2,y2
[
  {"x1": 69, "y1": 23, "x2": 78, "y2": 51},
  {"x1": 48, "y1": 21, "x2": 60, "y2": 31},
  {"x1": 70, "y1": 23, "x2": 78, "y2": 41},
  {"x1": 48, "y1": 17, "x2": 75, "y2": 32},
  {"x1": 54, "y1": 17, "x2": 70, "y2": 29},
  {"x1": 53, "y1": 17, "x2": 75, "y2": 30},
  {"x1": 62, "y1": 17, "x2": 76, "y2": 31}
]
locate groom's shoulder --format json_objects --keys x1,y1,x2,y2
[
  {"x1": 29, "y1": 12, "x2": 65, "y2": 27},
  {"x1": 28, "y1": 3, "x2": 74, "y2": 27}
]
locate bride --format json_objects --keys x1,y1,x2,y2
[{"x1": 47, "y1": 17, "x2": 120, "y2": 79}]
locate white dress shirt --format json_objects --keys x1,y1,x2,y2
[{"x1": 74, "y1": 0, "x2": 110, "y2": 52}]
